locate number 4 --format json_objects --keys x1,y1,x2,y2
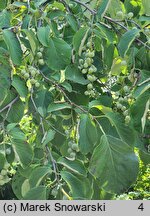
[{"x1": 138, "y1": 203, "x2": 144, "y2": 211}]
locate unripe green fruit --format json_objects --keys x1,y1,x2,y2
[
  {"x1": 88, "y1": 67, "x2": 94, "y2": 74},
  {"x1": 68, "y1": 141, "x2": 73, "y2": 147},
  {"x1": 79, "y1": 59, "x2": 84, "y2": 65},
  {"x1": 5, "y1": 148, "x2": 11, "y2": 155},
  {"x1": 125, "y1": 115, "x2": 131, "y2": 123},
  {"x1": 51, "y1": 188, "x2": 58, "y2": 197},
  {"x1": 85, "y1": 58, "x2": 92, "y2": 65},
  {"x1": 116, "y1": 103, "x2": 122, "y2": 109},
  {"x1": 87, "y1": 83, "x2": 93, "y2": 90},
  {"x1": 83, "y1": 62, "x2": 88, "y2": 68},
  {"x1": 118, "y1": 97, "x2": 124, "y2": 103},
  {"x1": 4, "y1": 163, "x2": 10, "y2": 169},
  {"x1": 90, "y1": 90, "x2": 95, "y2": 97},
  {"x1": 38, "y1": 59, "x2": 45, "y2": 65},
  {"x1": 87, "y1": 75, "x2": 96, "y2": 82},
  {"x1": 123, "y1": 110, "x2": 129, "y2": 116},
  {"x1": 70, "y1": 152, "x2": 76, "y2": 158},
  {"x1": 67, "y1": 148, "x2": 73, "y2": 154},
  {"x1": 30, "y1": 78, "x2": 36, "y2": 84},
  {"x1": 30, "y1": 70, "x2": 37, "y2": 77},
  {"x1": 89, "y1": 51, "x2": 95, "y2": 58},
  {"x1": 123, "y1": 85, "x2": 130, "y2": 93},
  {"x1": 39, "y1": 47, "x2": 44, "y2": 52},
  {"x1": 121, "y1": 60, "x2": 127, "y2": 66},
  {"x1": 127, "y1": 12, "x2": 134, "y2": 19},
  {"x1": 37, "y1": 52, "x2": 43, "y2": 58},
  {"x1": 132, "y1": 27, "x2": 138, "y2": 30},
  {"x1": 87, "y1": 41, "x2": 92, "y2": 48},
  {"x1": 92, "y1": 65, "x2": 97, "y2": 72},
  {"x1": 121, "y1": 106, "x2": 126, "y2": 111},
  {"x1": 0, "y1": 180, "x2": 5, "y2": 186},
  {"x1": 1, "y1": 169, "x2": 7, "y2": 176},
  {"x1": 82, "y1": 69, "x2": 87, "y2": 74},
  {"x1": 71, "y1": 144, "x2": 79, "y2": 151},
  {"x1": 116, "y1": 11, "x2": 124, "y2": 19},
  {"x1": 84, "y1": 91, "x2": 89, "y2": 96},
  {"x1": 24, "y1": 73, "x2": 30, "y2": 79},
  {"x1": 0, "y1": 175, "x2": 4, "y2": 180},
  {"x1": 21, "y1": 69, "x2": 26, "y2": 75},
  {"x1": 35, "y1": 82, "x2": 40, "y2": 88}
]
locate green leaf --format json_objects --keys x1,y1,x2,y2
[
  {"x1": 142, "y1": 0, "x2": 150, "y2": 16},
  {"x1": 22, "y1": 29, "x2": 38, "y2": 54},
  {"x1": 0, "y1": 64, "x2": 11, "y2": 106},
  {"x1": 23, "y1": 186, "x2": 47, "y2": 200},
  {"x1": 37, "y1": 26, "x2": 50, "y2": 47},
  {"x1": 13, "y1": 140, "x2": 33, "y2": 167},
  {"x1": 89, "y1": 135, "x2": 139, "y2": 194},
  {"x1": 3, "y1": 29, "x2": 23, "y2": 65},
  {"x1": 12, "y1": 173, "x2": 26, "y2": 199},
  {"x1": 29, "y1": 166, "x2": 52, "y2": 188},
  {"x1": 0, "y1": 153, "x2": 5, "y2": 170},
  {"x1": 21, "y1": 179, "x2": 30, "y2": 197},
  {"x1": 66, "y1": 14, "x2": 78, "y2": 32},
  {"x1": 12, "y1": 75, "x2": 28, "y2": 98},
  {"x1": 45, "y1": 37, "x2": 71, "y2": 70},
  {"x1": 73, "y1": 27, "x2": 89, "y2": 53},
  {"x1": 0, "y1": 10, "x2": 11, "y2": 28},
  {"x1": 42, "y1": 129, "x2": 56, "y2": 146},
  {"x1": 6, "y1": 99, "x2": 25, "y2": 123},
  {"x1": 33, "y1": 90, "x2": 52, "y2": 117},
  {"x1": 58, "y1": 157, "x2": 87, "y2": 177},
  {"x1": 65, "y1": 65, "x2": 89, "y2": 85},
  {"x1": 8, "y1": 127, "x2": 26, "y2": 141},
  {"x1": 118, "y1": 29, "x2": 140, "y2": 57},
  {"x1": 105, "y1": 112, "x2": 136, "y2": 146},
  {"x1": 97, "y1": 0, "x2": 111, "y2": 19},
  {"x1": 139, "y1": 150, "x2": 150, "y2": 165},
  {"x1": 78, "y1": 114, "x2": 97, "y2": 154},
  {"x1": 130, "y1": 90, "x2": 150, "y2": 132},
  {"x1": 47, "y1": 103, "x2": 72, "y2": 113},
  {"x1": 61, "y1": 171, "x2": 92, "y2": 199}
]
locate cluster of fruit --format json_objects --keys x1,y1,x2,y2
[
  {"x1": 78, "y1": 39, "x2": 97, "y2": 97},
  {"x1": 116, "y1": 11, "x2": 134, "y2": 20},
  {"x1": 114, "y1": 85, "x2": 132, "y2": 124},
  {"x1": 67, "y1": 140, "x2": 79, "y2": 160},
  {"x1": 0, "y1": 163, "x2": 10, "y2": 186},
  {"x1": 20, "y1": 65, "x2": 40, "y2": 88},
  {"x1": 37, "y1": 47, "x2": 45, "y2": 66}
]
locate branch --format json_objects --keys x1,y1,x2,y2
[
  {"x1": 72, "y1": 0, "x2": 96, "y2": 15},
  {"x1": 0, "y1": 96, "x2": 19, "y2": 113},
  {"x1": 104, "y1": 15, "x2": 150, "y2": 50}
]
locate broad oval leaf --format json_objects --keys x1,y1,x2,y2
[
  {"x1": 29, "y1": 166, "x2": 52, "y2": 188},
  {"x1": 13, "y1": 140, "x2": 33, "y2": 167},
  {"x1": 37, "y1": 26, "x2": 50, "y2": 47},
  {"x1": 3, "y1": 29, "x2": 23, "y2": 65},
  {"x1": 105, "y1": 112, "x2": 136, "y2": 147},
  {"x1": 118, "y1": 29, "x2": 140, "y2": 57},
  {"x1": 89, "y1": 135, "x2": 139, "y2": 194},
  {"x1": 58, "y1": 157, "x2": 87, "y2": 177},
  {"x1": 23, "y1": 186, "x2": 47, "y2": 200},
  {"x1": 78, "y1": 114, "x2": 97, "y2": 154},
  {"x1": 65, "y1": 65, "x2": 89, "y2": 85},
  {"x1": 61, "y1": 171, "x2": 92, "y2": 199},
  {"x1": 45, "y1": 37, "x2": 71, "y2": 70}
]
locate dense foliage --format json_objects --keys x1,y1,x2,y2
[{"x1": 0, "y1": 0, "x2": 150, "y2": 200}]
